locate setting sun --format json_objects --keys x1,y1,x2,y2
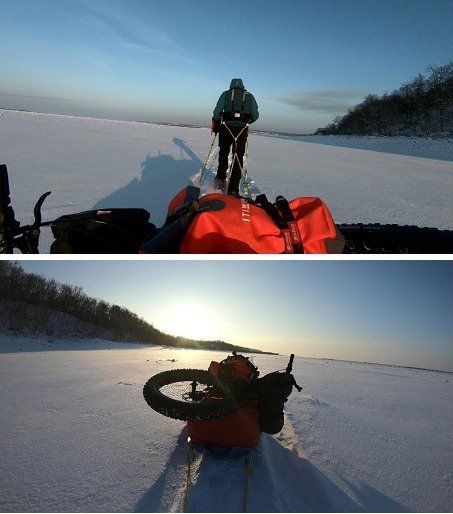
[{"x1": 154, "y1": 301, "x2": 221, "y2": 341}]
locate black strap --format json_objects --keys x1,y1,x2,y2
[
  {"x1": 254, "y1": 194, "x2": 296, "y2": 253},
  {"x1": 275, "y1": 196, "x2": 304, "y2": 253},
  {"x1": 255, "y1": 194, "x2": 286, "y2": 230},
  {"x1": 223, "y1": 88, "x2": 249, "y2": 121}
]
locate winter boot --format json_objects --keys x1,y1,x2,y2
[{"x1": 214, "y1": 176, "x2": 226, "y2": 192}]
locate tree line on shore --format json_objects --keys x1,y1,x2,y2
[
  {"x1": 0, "y1": 261, "x2": 261, "y2": 353},
  {"x1": 316, "y1": 62, "x2": 453, "y2": 136}
]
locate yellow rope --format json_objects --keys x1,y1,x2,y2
[
  {"x1": 242, "y1": 450, "x2": 253, "y2": 512},
  {"x1": 183, "y1": 448, "x2": 196, "y2": 512}
]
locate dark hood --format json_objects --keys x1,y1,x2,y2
[{"x1": 229, "y1": 78, "x2": 245, "y2": 90}]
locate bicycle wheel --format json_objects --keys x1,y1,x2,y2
[
  {"x1": 338, "y1": 224, "x2": 453, "y2": 254},
  {"x1": 143, "y1": 369, "x2": 238, "y2": 421}
]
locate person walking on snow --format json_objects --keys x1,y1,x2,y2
[{"x1": 211, "y1": 78, "x2": 259, "y2": 196}]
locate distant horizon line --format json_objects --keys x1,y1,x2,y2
[
  {"x1": 1, "y1": 331, "x2": 450, "y2": 374},
  {"x1": 0, "y1": 106, "x2": 314, "y2": 137},
  {"x1": 298, "y1": 354, "x2": 453, "y2": 375}
]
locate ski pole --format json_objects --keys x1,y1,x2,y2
[
  {"x1": 196, "y1": 132, "x2": 217, "y2": 186},
  {"x1": 239, "y1": 129, "x2": 254, "y2": 198}
]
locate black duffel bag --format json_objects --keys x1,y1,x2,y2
[
  {"x1": 255, "y1": 372, "x2": 295, "y2": 434},
  {"x1": 50, "y1": 208, "x2": 157, "y2": 254}
]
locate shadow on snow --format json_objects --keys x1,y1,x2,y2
[
  {"x1": 259, "y1": 133, "x2": 453, "y2": 162},
  {"x1": 134, "y1": 430, "x2": 409, "y2": 512},
  {"x1": 92, "y1": 138, "x2": 205, "y2": 226}
]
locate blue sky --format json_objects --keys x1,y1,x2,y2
[
  {"x1": 19, "y1": 260, "x2": 453, "y2": 372},
  {"x1": 1, "y1": 0, "x2": 452, "y2": 132}
]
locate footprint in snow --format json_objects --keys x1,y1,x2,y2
[{"x1": 303, "y1": 395, "x2": 329, "y2": 407}]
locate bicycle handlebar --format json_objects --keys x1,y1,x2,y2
[
  {"x1": 285, "y1": 354, "x2": 302, "y2": 391},
  {"x1": 286, "y1": 354, "x2": 295, "y2": 374},
  {"x1": 0, "y1": 164, "x2": 20, "y2": 253},
  {"x1": 0, "y1": 164, "x2": 51, "y2": 254}
]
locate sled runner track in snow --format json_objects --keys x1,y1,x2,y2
[
  {"x1": 2, "y1": 163, "x2": 452, "y2": 254},
  {"x1": 182, "y1": 443, "x2": 254, "y2": 513}
]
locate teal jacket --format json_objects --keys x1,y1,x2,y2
[{"x1": 213, "y1": 78, "x2": 259, "y2": 127}]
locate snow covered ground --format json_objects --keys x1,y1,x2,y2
[
  {"x1": 1, "y1": 336, "x2": 451, "y2": 512},
  {"x1": 1, "y1": 109, "x2": 452, "y2": 253}
]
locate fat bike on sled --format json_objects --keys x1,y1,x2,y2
[
  {"x1": 1, "y1": 163, "x2": 452, "y2": 254},
  {"x1": 142, "y1": 352, "x2": 302, "y2": 430},
  {"x1": 143, "y1": 352, "x2": 303, "y2": 512}
]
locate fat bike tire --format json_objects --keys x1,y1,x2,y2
[
  {"x1": 338, "y1": 224, "x2": 453, "y2": 254},
  {"x1": 143, "y1": 369, "x2": 237, "y2": 421}
]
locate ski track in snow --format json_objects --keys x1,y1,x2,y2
[
  {"x1": 0, "y1": 338, "x2": 452, "y2": 512},
  {"x1": 180, "y1": 416, "x2": 316, "y2": 514},
  {"x1": 0, "y1": 109, "x2": 452, "y2": 253}
]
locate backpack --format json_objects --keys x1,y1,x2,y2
[{"x1": 222, "y1": 88, "x2": 253, "y2": 123}]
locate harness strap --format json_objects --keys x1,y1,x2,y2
[
  {"x1": 221, "y1": 120, "x2": 249, "y2": 142},
  {"x1": 220, "y1": 121, "x2": 251, "y2": 195},
  {"x1": 241, "y1": 89, "x2": 247, "y2": 109}
]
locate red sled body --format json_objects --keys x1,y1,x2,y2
[
  {"x1": 187, "y1": 400, "x2": 261, "y2": 448},
  {"x1": 187, "y1": 355, "x2": 261, "y2": 449}
]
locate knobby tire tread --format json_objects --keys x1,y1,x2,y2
[
  {"x1": 338, "y1": 223, "x2": 453, "y2": 254},
  {"x1": 143, "y1": 369, "x2": 237, "y2": 421}
]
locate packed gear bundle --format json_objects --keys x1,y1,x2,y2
[
  {"x1": 142, "y1": 352, "x2": 302, "y2": 450},
  {"x1": 140, "y1": 185, "x2": 345, "y2": 254},
  {"x1": 142, "y1": 353, "x2": 301, "y2": 512}
]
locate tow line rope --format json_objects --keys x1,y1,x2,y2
[
  {"x1": 183, "y1": 446, "x2": 196, "y2": 512},
  {"x1": 182, "y1": 446, "x2": 254, "y2": 513},
  {"x1": 242, "y1": 449, "x2": 253, "y2": 512}
]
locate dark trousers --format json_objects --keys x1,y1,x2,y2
[{"x1": 217, "y1": 124, "x2": 248, "y2": 194}]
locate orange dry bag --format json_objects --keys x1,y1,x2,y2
[
  {"x1": 140, "y1": 187, "x2": 344, "y2": 254},
  {"x1": 187, "y1": 353, "x2": 261, "y2": 448}
]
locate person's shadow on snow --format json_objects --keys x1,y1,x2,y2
[{"x1": 92, "y1": 138, "x2": 204, "y2": 227}]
